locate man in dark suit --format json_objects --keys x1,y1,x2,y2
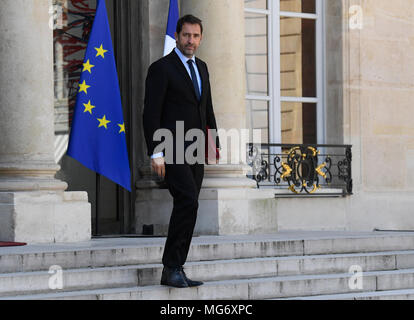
[{"x1": 143, "y1": 15, "x2": 220, "y2": 288}]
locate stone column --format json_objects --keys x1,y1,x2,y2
[
  {"x1": 136, "y1": 0, "x2": 276, "y2": 236},
  {"x1": 180, "y1": 0, "x2": 256, "y2": 185},
  {"x1": 181, "y1": 0, "x2": 246, "y2": 138},
  {"x1": 0, "y1": 0, "x2": 66, "y2": 192},
  {"x1": 0, "y1": 0, "x2": 91, "y2": 243}
]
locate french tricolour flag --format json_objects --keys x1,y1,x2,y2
[{"x1": 163, "y1": 0, "x2": 179, "y2": 56}]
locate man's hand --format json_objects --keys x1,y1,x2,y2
[{"x1": 151, "y1": 157, "x2": 165, "y2": 178}]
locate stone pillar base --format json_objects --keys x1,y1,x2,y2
[
  {"x1": 0, "y1": 191, "x2": 91, "y2": 243},
  {"x1": 135, "y1": 165, "x2": 277, "y2": 236},
  {"x1": 135, "y1": 188, "x2": 277, "y2": 236}
]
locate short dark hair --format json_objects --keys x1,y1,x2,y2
[{"x1": 176, "y1": 14, "x2": 203, "y2": 35}]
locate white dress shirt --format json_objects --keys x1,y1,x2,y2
[{"x1": 151, "y1": 47, "x2": 202, "y2": 159}]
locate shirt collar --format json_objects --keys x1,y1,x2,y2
[{"x1": 175, "y1": 47, "x2": 196, "y2": 65}]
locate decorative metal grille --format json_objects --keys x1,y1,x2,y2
[{"x1": 247, "y1": 143, "x2": 352, "y2": 196}]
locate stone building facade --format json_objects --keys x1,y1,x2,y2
[{"x1": 0, "y1": 0, "x2": 413, "y2": 243}]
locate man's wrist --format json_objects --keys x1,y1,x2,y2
[{"x1": 151, "y1": 152, "x2": 164, "y2": 159}]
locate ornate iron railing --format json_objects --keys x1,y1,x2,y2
[{"x1": 247, "y1": 143, "x2": 353, "y2": 196}]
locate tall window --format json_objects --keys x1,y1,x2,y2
[
  {"x1": 53, "y1": 0, "x2": 96, "y2": 162},
  {"x1": 245, "y1": 0, "x2": 325, "y2": 145}
]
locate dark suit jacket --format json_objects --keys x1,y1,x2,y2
[{"x1": 143, "y1": 50, "x2": 220, "y2": 163}]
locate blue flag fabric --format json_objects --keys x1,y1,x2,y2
[
  {"x1": 163, "y1": 0, "x2": 179, "y2": 56},
  {"x1": 67, "y1": 0, "x2": 131, "y2": 192}
]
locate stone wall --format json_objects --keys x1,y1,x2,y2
[{"x1": 342, "y1": 0, "x2": 414, "y2": 230}]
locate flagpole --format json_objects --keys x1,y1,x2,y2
[{"x1": 96, "y1": 173, "x2": 100, "y2": 236}]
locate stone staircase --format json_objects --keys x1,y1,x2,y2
[{"x1": 2, "y1": 231, "x2": 414, "y2": 300}]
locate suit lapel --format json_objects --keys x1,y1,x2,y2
[
  {"x1": 168, "y1": 51, "x2": 199, "y2": 102},
  {"x1": 196, "y1": 58, "x2": 207, "y2": 105}
]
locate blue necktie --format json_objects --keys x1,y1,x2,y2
[{"x1": 187, "y1": 60, "x2": 201, "y2": 101}]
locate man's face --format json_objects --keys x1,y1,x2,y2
[{"x1": 175, "y1": 23, "x2": 202, "y2": 58}]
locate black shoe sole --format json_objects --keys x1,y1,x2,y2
[
  {"x1": 187, "y1": 281, "x2": 203, "y2": 287},
  {"x1": 160, "y1": 280, "x2": 189, "y2": 288}
]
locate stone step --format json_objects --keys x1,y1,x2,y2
[
  {"x1": 2, "y1": 250, "x2": 414, "y2": 297},
  {"x1": 108, "y1": 250, "x2": 414, "y2": 285},
  {"x1": 274, "y1": 289, "x2": 414, "y2": 300},
  {"x1": 2, "y1": 232, "x2": 414, "y2": 274},
  {"x1": 3, "y1": 268, "x2": 414, "y2": 300}
]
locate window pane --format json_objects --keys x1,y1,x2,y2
[
  {"x1": 244, "y1": 0, "x2": 267, "y2": 10},
  {"x1": 246, "y1": 100, "x2": 269, "y2": 144},
  {"x1": 280, "y1": 17, "x2": 316, "y2": 97},
  {"x1": 281, "y1": 102, "x2": 316, "y2": 144},
  {"x1": 245, "y1": 13, "x2": 268, "y2": 96},
  {"x1": 280, "y1": 0, "x2": 316, "y2": 14}
]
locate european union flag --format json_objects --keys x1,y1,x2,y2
[{"x1": 67, "y1": 0, "x2": 131, "y2": 192}]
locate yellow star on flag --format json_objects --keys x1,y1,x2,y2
[
  {"x1": 95, "y1": 44, "x2": 108, "y2": 59},
  {"x1": 97, "y1": 115, "x2": 111, "y2": 129},
  {"x1": 83, "y1": 59, "x2": 95, "y2": 73},
  {"x1": 79, "y1": 80, "x2": 91, "y2": 94},
  {"x1": 118, "y1": 123, "x2": 126, "y2": 134},
  {"x1": 78, "y1": 80, "x2": 90, "y2": 94},
  {"x1": 83, "y1": 100, "x2": 96, "y2": 114}
]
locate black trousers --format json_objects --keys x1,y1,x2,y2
[{"x1": 162, "y1": 163, "x2": 204, "y2": 268}]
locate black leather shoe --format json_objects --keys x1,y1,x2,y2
[
  {"x1": 179, "y1": 266, "x2": 203, "y2": 287},
  {"x1": 160, "y1": 266, "x2": 189, "y2": 288}
]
